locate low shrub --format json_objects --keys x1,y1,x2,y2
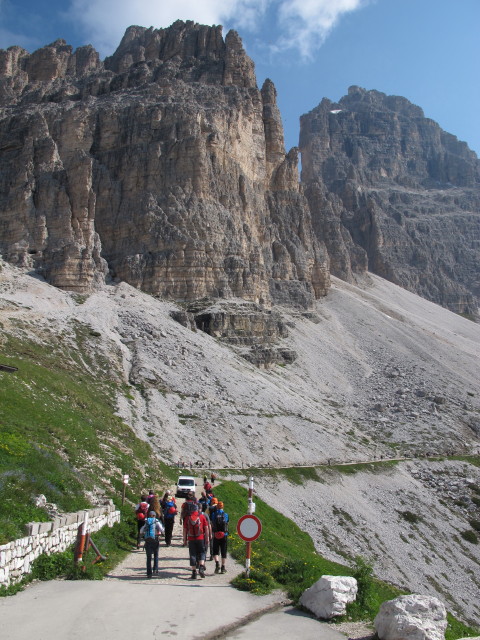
[
  {"x1": 460, "y1": 530, "x2": 478, "y2": 544},
  {"x1": 468, "y1": 519, "x2": 480, "y2": 532},
  {"x1": 346, "y1": 556, "x2": 375, "y2": 618},
  {"x1": 231, "y1": 569, "x2": 277, "y2": 595},
  {"x1": 398, "y1": 510, "x2": 421, "y2": 524}
]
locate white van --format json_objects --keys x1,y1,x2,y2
[{"x1": 176, "y1": 476, "x2": 196, "y2": 498}]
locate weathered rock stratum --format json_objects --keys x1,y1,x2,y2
[
  {"x1": 300, "y1": 86, "x2": 480, "y2": 314},
  {"x1": 0, "y1": 21, "x2": 328, "y2": 308}
]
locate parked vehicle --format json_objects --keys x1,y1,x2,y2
[{"x1": 176, "y1": 476, "x2": 196, "y2": 498}]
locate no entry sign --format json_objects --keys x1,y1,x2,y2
[{"x1": 237, "y1": 514, "x2": 262, "y2": 542}]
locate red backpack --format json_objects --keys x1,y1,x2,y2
[
  {"x1": 187, "y1": 514, "x2": 202, "y2": 538},
  {"x1": 136, "y1": 501, "x2": 149, "y2": 521}
]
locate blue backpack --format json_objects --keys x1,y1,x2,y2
[
  {"x1": 163, "y1": 500, "x2": 177, "y2": 519},
  {"x1": 143, "y1": 517, "x2": 157, "y2": 539}
]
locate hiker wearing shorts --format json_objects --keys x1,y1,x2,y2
[
  {"x1": 183, "y1": 508, "x2": 210, "y2": 579},
  {"x1": 211, "y1": 501, "x2": 229, "y2": 574}
]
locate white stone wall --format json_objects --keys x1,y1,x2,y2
[{"x1": 0, "y1": 503, "x2": 121, "y2": 587}]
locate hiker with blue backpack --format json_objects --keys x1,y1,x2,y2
[
  {"x1": 211, "y1": 501, "x2": 229, "y2": 574},
  {"x1": 140, "y1": 510, "x2": 165, "y2": 577}
]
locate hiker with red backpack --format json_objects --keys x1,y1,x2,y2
[
  {"x1": 203, "y1": 480, "x2": 212, "y2": 494},
  {"x1": 140, "y1": 510, "x2": 165, "y2": 577},
  {"x1": 180, "y1": 491, "x2": 197, "y2": 524},
  {"x1": 135, "y1": 495, "x2": 150, "y2": 549},
  {"x1": 211, "y1": 501, "x2": 229, "y2": 574},
  {"x1": 183, "y1": 506, "x2": 210, "y2": 579}
]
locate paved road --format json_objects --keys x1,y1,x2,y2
[{"x1": 0, "y1": 515, "x2": 347, "y2": 640}]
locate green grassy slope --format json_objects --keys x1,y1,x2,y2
[{"x1": 0, "y1": 321, "x2": 174, "y2": 544}]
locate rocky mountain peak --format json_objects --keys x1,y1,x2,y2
[
  {"x1": 0, "y1": 21, "x2": 328, "y2": 308},
  {"x1": 103, "y1": 21, "x2": 256, "y2": 88},
  {"x1": 301, "y1": 87, "x2": 480, "y2": 314}
]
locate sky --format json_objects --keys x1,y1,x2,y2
[{"x1": 1, "y1": 0, "x2": 479, "y2": 156}]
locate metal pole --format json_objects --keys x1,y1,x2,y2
[
  {"x1": 247, "y1": 476, "x2": 254, "y2": 513},
  {"x1": 75, "y1": 509, "x2": 89, "y2": 565},
  {"x1": 245, "y1": 476, "x2": 254, "y2": 577},
  {"x1": 245, "y1": 541, "x2": 252, "y2": 576}
]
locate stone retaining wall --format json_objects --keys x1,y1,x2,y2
[{"x1": 0, "y1": 502, "x2": 121, "y2": 588}]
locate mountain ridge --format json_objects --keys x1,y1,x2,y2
[{"x1": 1, "y1": 21, "x2": 479, "y2": 314}]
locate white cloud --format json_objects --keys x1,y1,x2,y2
[
  {"x1": 67, "y1": 0, "x2": 368, "y2": 60},
  {"x1": 276, "y1": 0, "x2": 370, "y2": 59}
]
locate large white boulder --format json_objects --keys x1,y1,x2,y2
[
  {"x1": 374, "y1": 594, "x2": 447, "y2": 640},
  {"x1": 299, "y1": 575, "x2": 358, "y2": 619}
]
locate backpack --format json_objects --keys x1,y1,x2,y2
[
  {"x1": 183, "y1": 500, "x2": 198, "y2": 517},
  {"x1": 213, "y1": 511, "x2": 227, "y2": 539},
  {"x1": 143, "y1": 517, "x2": 157, "y2": 539},
  {"x1": 136, "y1": 501, "x2": 149, "y2": 521},
  {"x1": 163, "y1": 501, "x2": 177, "y2": 519},
  {"x1": 187, "y1": 515, "x2": 202, "y2": 538}
]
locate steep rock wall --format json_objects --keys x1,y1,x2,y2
[
  {"x1": 300, "y1": 86, "x2": 480, "y2": 314},
  {"x1": 0, "y1": 21, "x2": 329, "y2": 307}
]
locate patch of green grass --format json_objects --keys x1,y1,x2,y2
[
  {"x1": 446, "y1": 613, "x2": 480, "y2": 640},
  {"x1": 329, "y1": 460, "x2": 399, "y2": 475},
  {"x1": 274, "y1": 466, "x2": 319, "y2": 485}
]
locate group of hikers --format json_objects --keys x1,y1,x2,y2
[{"x1": 134, "y1": 478, "x2": 229, "y2": 580}]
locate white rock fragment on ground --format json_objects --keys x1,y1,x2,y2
[
  {"x1": 374, "y1": 594, "x2": 447, "y2": 640},
  {"x1": 300, "y1": 575, "x2": 358, "y2": 619}
]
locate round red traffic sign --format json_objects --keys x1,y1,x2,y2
[{"x1": 236, "y1": 514, "x2": 262, "y2": 542}]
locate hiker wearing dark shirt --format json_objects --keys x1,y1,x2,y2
[
  {"x1": 162, "y1": 492, "x2": 177, "y2": 546},
  {"x1": 211, "y1": 501, "x2": 229, "y2": 574}
]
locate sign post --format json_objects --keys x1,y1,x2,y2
[
  {"x1": 122, "y1": 474, "x2": 129, "y2": 506},
  {"x1": 236, "y1": 476, "x2": 262, "y2": 577}
]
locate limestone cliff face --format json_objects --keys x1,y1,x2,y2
[
  {"x1": 300, "y1": 86, "x2": 480, "y2": 313},
  {"x1": 0, "y1": 22, "x2": 329, "y2": 307}
]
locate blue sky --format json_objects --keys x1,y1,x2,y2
[{"x1": 1, "y1": 0, "x2": 479, "y2": 155}]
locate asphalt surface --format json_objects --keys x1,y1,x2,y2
[{"x1": 0, "y1": 515, "x2": 348, "y2": 640}]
